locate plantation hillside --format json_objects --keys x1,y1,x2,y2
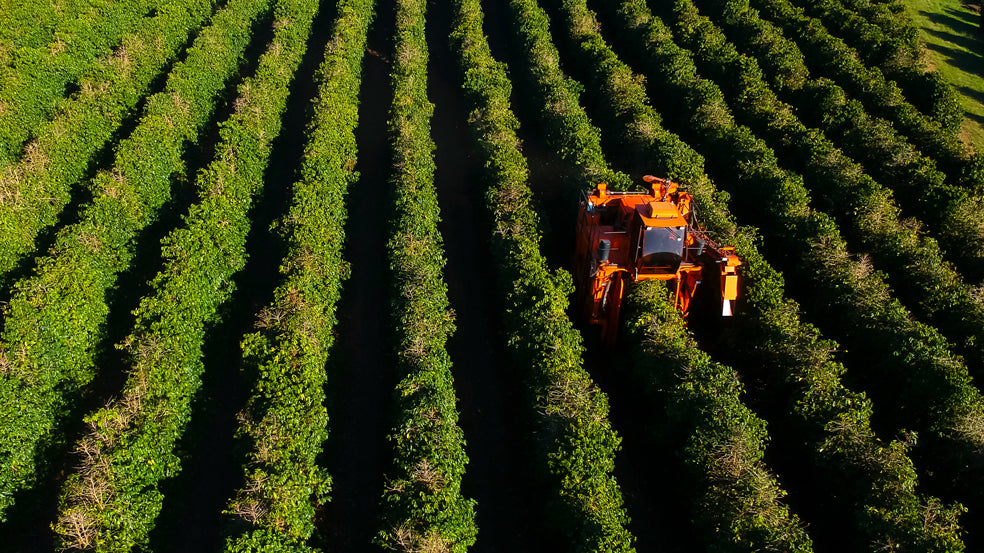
[{"x1": 0, "y1": 0, "x2": 983, "y2": 551}]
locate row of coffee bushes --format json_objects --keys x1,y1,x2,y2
[
  {"x1": 730, "y1": 0, "x2": 979, "y2": 190},
  {"x1": 794, "y1": 0, "x2": 961, "y2": 131},
  {"x1": 0, "y1": 0, "x2": 272, "y2": 523},
  {"x1": 813, "y1": 0, "x2": 921, "y2": 57},
  {"x1": 554, "y1": 0, "x2": 968, "y2": 547},
  {"x1": 705, "y1": 0, "x2": 984, "y2": 285},
  {"x1": 623, "y1": 281, "x2": 813, "y2": 552},
  {"x1": 547, "y1": 0, "x2": 815, "y2": 548},
  {"x1": 507, "y1": 0, "x2": 631, "y2": 190},
  {"x1": 374, "y1": 0, "x2": 478, "y2": 550},
  {"x1": 0, "y1": 0, "x2": 159, "y2": 164},
  {"x1": 0, "y1": 2, "x2": 87, "y2": 52},
  {"x1": 696, "y1": 0, "x2": 984, "y2": 283},
  {"x1": 663, "y1": 0, "x2": 984, "y2": 388},
  {"x1": 220, "y1": 0, "x2": 376, "y2": 550},
  {"x1": 797, "y1": 77, "x2": 984, "y2": 282},
  {"x1": 736, "y1": 0, "x2": 979, "y2": 235},
  {"x1": 585, "y1": 0, "x2": 984, "y2": 526},
  {"x1": 694, "y1": 0, "x2": 972, "y2": 186},
  {"x1": 837, "y1": 0, "x2": 921, "y2": 46},
  {"x1": 50, "y1": 0, "x2": 319, "y2": 549},
  {"x1": 696, "y1": 2, "x2": 809, "y2": 92},
  {"x1": 451, "y1": 0, "x2": 636, "y2": 549},
  {"x1": 691, "y1": 0, "x2": 936, "y2": 161},
  {"x1": 0, "y1": 0, "x2": 218, "y2": 289}
]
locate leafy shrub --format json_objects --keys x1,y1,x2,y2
[
  {"x1": 374, "y1": 0, "x2": 478, "y2": 549},
  {"x1": 0, "y1": 0, "x2": 160, "y2": 165},
  {"x1": 452, "y1": 0, "x2": 636, "y2": 549},
  {"x1": 222, "y1": 0, "x2": 376, "y2": 549},
  {"x1": 0, "y1": 0, "x2": 274, "y2": 525},
  {"x1": 51, "y1": 0, "x2": 318, "y2": 549},
  {"x1": 0, "y1": 0, "x2": 218, "y2": 288}
]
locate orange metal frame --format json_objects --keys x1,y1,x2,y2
[{"x1": 574, "y1": 176, "x2": 741, "y2": 345}]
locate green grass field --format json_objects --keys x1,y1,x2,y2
[{"x1": 906, "y1": 0, "x2": 984, "y2": 149}]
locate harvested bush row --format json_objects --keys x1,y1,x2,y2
[
  {"x1": 452, "y1": 0, "x2": 636, "y2": 549},
  {"x1": 52, "y1": 0, "x2": 318, "y2": 549},
  {"x1": 221, "y1": 0, "x2": 376, "y2": 550},
  {"x1": 0, "y1": 0, "x2": 272, "y2": 523},
  {"x1": 624, "y1": 280, "x2": 813, "y2": 552},
  {"x1": 374, "y1": 0, "x2": 478, "y2": 550}
]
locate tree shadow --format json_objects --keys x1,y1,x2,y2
[
  {"x1": 955, "y1": 83, "x2": 984, "y2": 130},
  {"x1": 924, "y1": 24, "x2": 984, "y2": 58},
  {"x1": 961, "y1": 1, "x2": 982, "y2": 18},
  {"x1": 956, "y1": 83, "x2": 984, "y2": 105},
  {"x1": 965, "y1": 110, "x2": 984, "y2": 126},
  {"x1": 924, "y1": 25, "x2": 982, "y2": 55},
  {"x1": 920, "y1": 7, "x2": 980, "y2": 36},
  {"x1": 924, "y1": 40, "x2": 984, "y2": 78}
]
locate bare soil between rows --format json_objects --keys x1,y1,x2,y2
[{"x1": 314, "y1": 1, "x2": 395, "y2": 549}]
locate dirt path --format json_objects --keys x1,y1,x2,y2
[
  {"x1": 423, "y1": 2, "x2": 555, "y2": 550},
  {"x1": 315, "y1": 1, "x2": 395, "y2": 550}
]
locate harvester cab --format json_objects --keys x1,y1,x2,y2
[{"x1": 574, "y1": 176, "x2": 741, "y2": 345}]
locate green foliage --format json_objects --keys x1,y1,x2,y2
[
  {"x1": 590, "y1": 0, "x2": 983, "y2": 539},
  {"x1": 706, "y1": 0, "x2": 810, "y2": 92},
  {"x1": 704, "y1": 7, "x2": 983, "y2": 444},
  {"x1": 610, "y1": 2, "x2": 970, "y2": 547},
  {"x1": 551, "y1": 0, "x2": 815, "y2": 548},
  {"x1": 222, "y1": 0, "x2": 375, "y2": 549},
  {"x1": 451, "y1": 0, "x2": 635, "y2": 550},
  {"x1": 0, "y1": 0, "x2": 273, "y2": 525},
  {"x1": 792, "y1": 0, "x2": 963, "y2": 132},
  {"x1": 0, "y1": 0, "x2": 159, "y2": 166},
  {"x1": 624, "y1": 281, "x2": 813, "y2": 553},
  {"x1": 837, "y1": 0, "x2": 921, "y2": 47},
  {"x1": 373, "y1": 0, "x2": 478, "y2": 550},
  {"x1": 666, "y1": 0, "x2": 984, "y2": 414},
  {"x1": 544, "y1": 0, "x2": 710, "y2": 185},
  {"x1": 702, "y1": 0, "x2": 984, "y2": 280},
  {"x1": 797, "y1": 77, "x2": 984, "y2": 281},
  {"x1": 0, "y1": 0, "x2": 218, "y2": 289},
  {"x1": 732, "y1": 0, "x2": 980, "y2": 194},
  {"x1": 49, "y1": 0, "x2": 317, "y2": 549},
  {"x1": 0, "y1": 1, "x2": 86, "y2": 53},
  {"x1": 508, "y1": 0, "x2": 631, "y2": 191}
]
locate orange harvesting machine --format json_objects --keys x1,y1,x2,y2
[{"x1": 574, "y1": 176, "x2": 741, "y2": 345}]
